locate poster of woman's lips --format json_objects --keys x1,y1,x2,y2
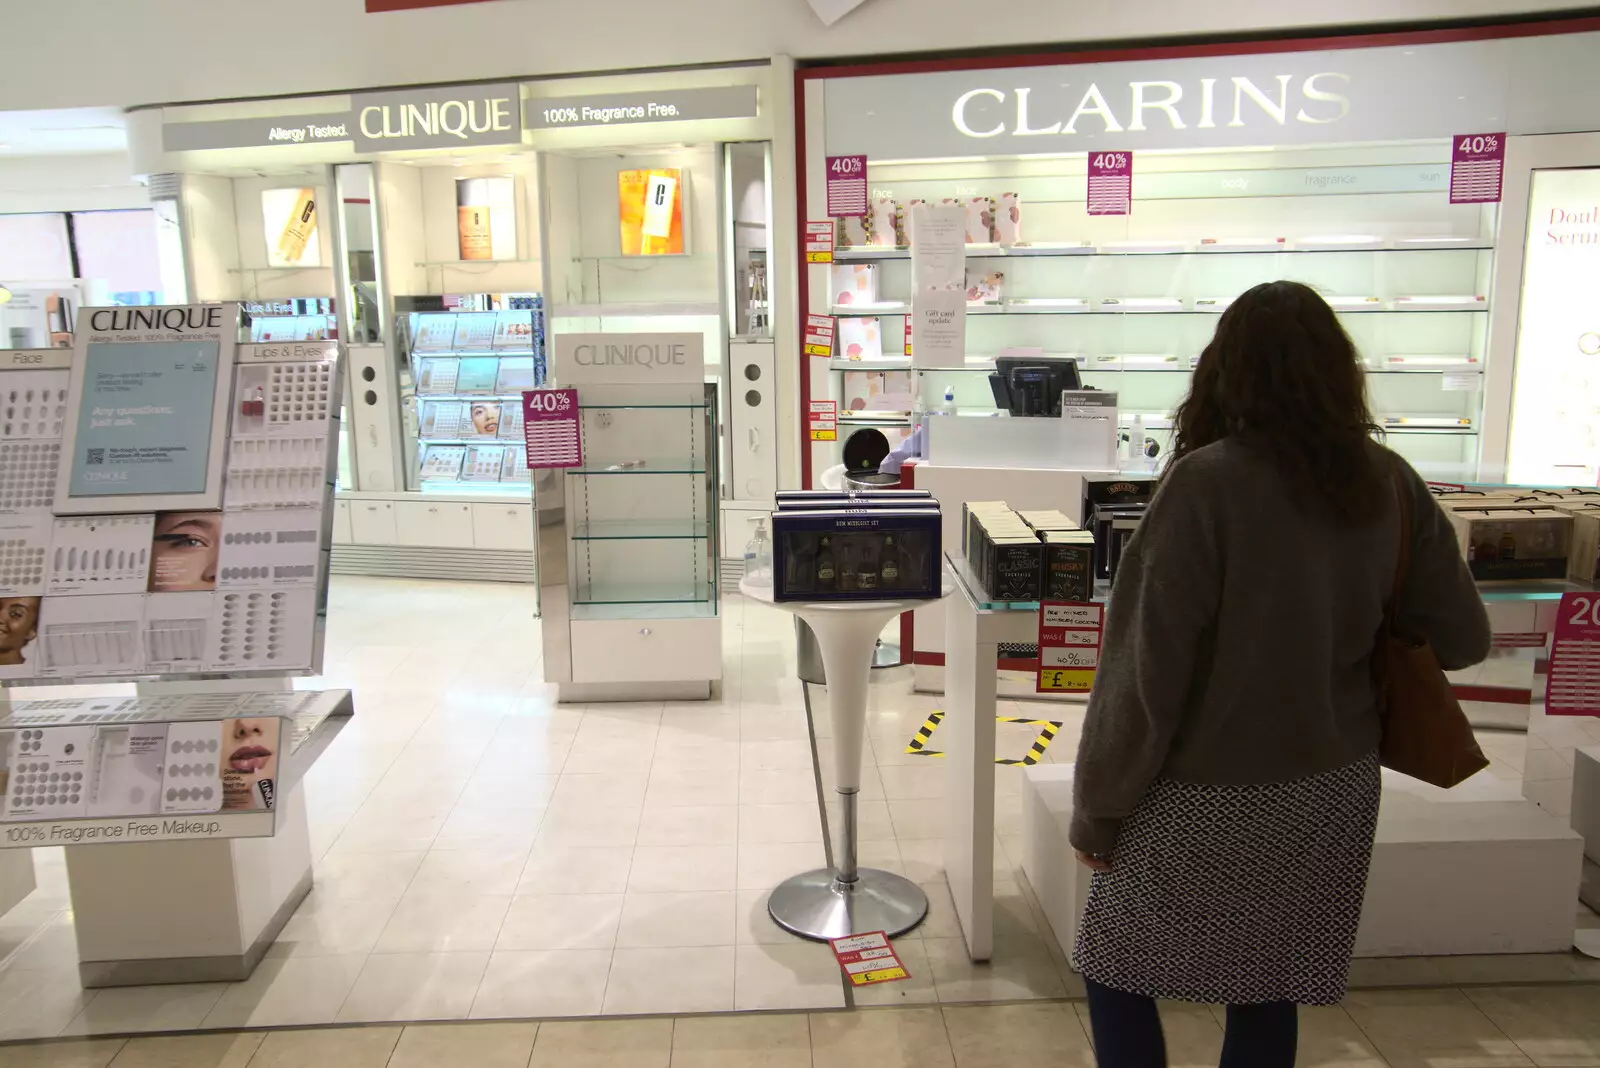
[{"x1": 220, "y1": 717, "x2": 280, "y2": 812}]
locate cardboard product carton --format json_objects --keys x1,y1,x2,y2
[
  {"x1": 1042, "y1": 529, "x2": 1096, "y2": 601},
  {"x1": 1447, "y1": 507, "x2": 1573, "y2": 581},
  {"x1": 1555, "y1": 503, "x2": 1600, "y2": 584}
]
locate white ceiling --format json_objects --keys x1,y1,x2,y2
[{"x1": 0, "y1": 107, "x2": 127, "y2": 157}]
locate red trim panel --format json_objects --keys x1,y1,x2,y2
[
  {"x1": 366, "y1": 0, "x2": 495, "y2": 11},
  {"x1": 1452, "y1": 684, "x2": 1535, "y2": 706}
]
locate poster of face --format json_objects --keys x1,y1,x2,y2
[
  {"x1": 0, "y1": 596, "x2": 41, "y2": 679},
  {"x1": 221, "y1": 717, "x2": 280, "y2": 811},
  {"x1": 148, "y1": 511, "x2": 221, "y2": 592}
]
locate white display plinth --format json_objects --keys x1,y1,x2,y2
[
  {"x1": 740, "y1": 576, "x2": 947, "y2": 939},
  {"x1": 1023, "y1": 763, "x2": 1586, "y2": 962}
]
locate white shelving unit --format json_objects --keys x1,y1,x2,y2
[{"x1": 816, "y1": 143, "x2": 1496, "y2": 481}]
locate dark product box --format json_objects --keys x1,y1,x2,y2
[
  {"x1": 1042, "y1": 530, "x2": 1096, "y2": 601},
  {"x1": 1552, "y1": 502, "x2": 1600, "y2": 584},
  {"x1": 1083, "y1": 478, "x2": 1153, "y2": 581},
  {"x1": 773, "y1": 507, "x2": 941, "y2": 601},
  {"x1": 776, "y1": 489, "x2": 932, "y2": 505},
  {"x1": 1447, "y1": 507, "x2": 1572, "y2": 581},
  {"x1": 1018, "y1": 509, "x2": 1078, "y2": 532},
  {"x1": 983, "y1": 535, "x2": 1042, "y2": 602},
  {"x1": 962, "y1": 501, "x2": 1012, "y2": 557}
]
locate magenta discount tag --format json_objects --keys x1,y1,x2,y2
[
  {"x1": 1546, "y1": 592, "x2": 1600, "y2": 716},
  {"x1": 520, "y1": 388, "x2": 582, "y2": 469},
  {"x1": 1087, "y1": 151, "x2": 1132, "y2": 216},
  {"x1": 1449, "y1": 132, "x2": 1506, "y2": 204},
  {"x1": 826, "y1": 155, "x2": 868, "y2": 217}
]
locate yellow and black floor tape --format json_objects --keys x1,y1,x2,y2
[{"x1": 904, "y1": 711, "x2": 1062, "y2": 766}]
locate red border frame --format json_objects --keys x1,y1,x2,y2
[
  {"x1": 366, "y1": 0, "x2": 496, "y2": 11},
  {"x1": 792, "y1": 15, "x2": 1600, "y2": 491}
]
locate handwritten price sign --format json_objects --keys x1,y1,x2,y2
[
  {"x1": 1087, "y1": 151, "x2": 1132, "y2": 216},
  {"x1": 1037, "y1": 601, "x2": 1103, "y2": 693}
]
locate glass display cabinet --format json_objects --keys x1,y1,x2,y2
[{"x1": 537, "y1": 375, "x2": 722, "y2": 701}]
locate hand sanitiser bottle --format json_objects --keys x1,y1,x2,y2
[{"x1": 743, "y1": 518, "x2": 773, "y2": 586}]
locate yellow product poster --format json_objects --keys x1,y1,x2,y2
[{"x1": 618, "y1": 168, "x2": 685, "y2": 256}]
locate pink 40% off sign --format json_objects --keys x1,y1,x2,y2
[
  {"x1": 520, "y1": 387, "x2": 583, "y2": 469},
  {"x1": 1087, "y1": 151, "x2": 1132, "y2": 216}
]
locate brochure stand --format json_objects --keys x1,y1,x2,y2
[
  {"x1": 0, "y1": 306, "x2": 353, "y2": 985},
  {"x1": 740, "y1": 576, "x2": 949, "y2": 939}
]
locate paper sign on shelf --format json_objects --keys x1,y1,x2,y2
[
  {"x1": 809, "y1": 400, "x2": 838, "y2": 442},
  {"x1": 1087, "y1": 151, "x2": 1133, "y2": 216},
  {"x1": 1442, "y1": 370, "x2": 1480, "y2": 392},
  {"x1": 1449, "y1": 133, "x2": 1506, "y2": 205},
  {"x1": 1060, "y1": 390, "x2": 1119, "y2": 471},
  {"x1": 805, "y1": 221, "x2": 836, "y2": 264},
  {"x1": 804, "y1": 314, "x2": 837, "y2": 358},
  {"x1": 826, "y1": 155, "x2": 868, "y2": 217},
  {"x1": 830, "y1": 931, "x2": 910, "y2": 986},
  {"x1": 1038, "y1": 601, "x2": 1104, "y2": 694},
  {"x1": 521, "y1": 387, "x2": 583, "y2": 469},
  {"x1": 1546, "y1": 592, "x2": 1600, "y2": 716},
  {"x1": 910, "y1": 289, "x2": 966, "y2": 370},
  {"x1": 909, "y1": 202, "x2": 966, "y2": 291}
]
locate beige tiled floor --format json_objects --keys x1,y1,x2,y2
[
  {"x1": 1, "y1": 576, "x2": 1598, "y2": 1046},
  {"x1": 2, "y1": 992, "x2": 1600, "y2": 1067}
]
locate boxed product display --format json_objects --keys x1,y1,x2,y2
[
  {"x1": 962, "y1": 502, "x2": 1098, "y2": 603},
  {"x1": 1082, "y1": 478, "x2": 1154, "y2": 581},
  {"x1": 1447, "y1": 507, "x2": 1573, "y2": 581},
  {"x1": 995, "y1": 193, "x2": 1022, "y2": 245},
  {"x1": 1555, "y1": 503, "x2": 1600, "y2": 583},
  {"x1": 836, "y1": 317, "x2": 884, "y2": 361},
  {"x1": 772, "y1": 491, "x2": 940, "y2": 602},
  {"x1": 830, "y1": 263, "x2": 879, "y2": 306},
  {"x1": 1042, "y1": 530, "x2": 1096, "y2": 601}
]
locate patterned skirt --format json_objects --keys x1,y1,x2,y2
[{"x1": 1073, "y1": 752, "x2": 1381, "y2": 1006}]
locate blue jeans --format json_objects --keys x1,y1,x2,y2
[{"x1": 1084, "y1": 978, "x2": 1298, "y2": 1068}]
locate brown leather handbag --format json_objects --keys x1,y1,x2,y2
[{"x1": 1376, "y1": 472, "x2": 1490, "y2": 788}]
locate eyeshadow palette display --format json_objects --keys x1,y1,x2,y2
[
  {"x1": 772, "y1": 490, "x2": 941, "y2": 602},
  {"x1": 0, "y1": 324, "x2": 337, "y2": 684}
]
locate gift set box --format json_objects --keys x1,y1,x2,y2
[
  {"x1": 963, "y1": 503, "x2": 1096, "y2": 602},
  {"x1": 773, "y1": 491, "x2": 941, "y2": 601},
  {"x1": 1082, "y1": 479, "x2": 1154, "y2": 581},
  {"x1": 1447, "y1": 507, "x2": 1573, "y2": 581}
]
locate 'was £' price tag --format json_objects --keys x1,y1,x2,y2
[
  {"x1": 804, "y1": 314, "x2": 836, "y2": 357},
  {"x1": 1037, "y1": 601, "x2": 1103, "y2": 694},
  {"x1": 805, "y1": 221, "x2": 835, "y2": 264},
  {"x1": 829, "y1": 931, "x2": 909, "y2": 986}
]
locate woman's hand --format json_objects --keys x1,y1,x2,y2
[{"x1": 1076, "y1": 850, "x2": 1112, "y2": 872}]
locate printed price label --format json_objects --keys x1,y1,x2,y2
[
  {"x1": 808, "y1": 400, "x2": 838, "y2": 442},
  {"x1": 830, "y1": 931, "x2": 910, "y2": 986},
  {"x1": 1449, "y1": 132, "x2": 1505, "y2": 205},
  {"x1": 521, "y1": 387, "x2": 583, "y2": 469},
  {"x1": 826, "y1": 155, "x2": 869, "y2": 217},
  {"x1": 1087, "y1": 151, "x2": 1132, "y2": 216},
  {"x1": 805, "y1": 220, "x2": 836, "y2": 264},
  {"x1": 804, "y1": 314, "x2": 836, "y2": 357},
  {"x1": 1546, "y1": 592, "x2": 1600, "y2": 716},
  {"x1": 1038, "y1": 601, "x2": 1103, "y2": 694}
]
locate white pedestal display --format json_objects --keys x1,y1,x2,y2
[
  {"x1": 740, "y1": 576, "x2": 947, "y2": 939},
  {"x1": 1023, "y1": 762, "x2": 1586, "y2": 961},
  {"x1": 66, "y1": 782, "x2": 312, "y2": 986}
]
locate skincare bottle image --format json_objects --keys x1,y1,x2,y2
[
  {"x1": 641, "y1": 172, "x2": 679, "y2": 247},
  {"x1": 880, "y1": 535, "x2": 900, "y2": 589},
  {"x1": 276, "y1": 189, "x2": 317, "y2": 265},
  {"x1": 458, "y1": 207, "x2": 492, "y2": 260},
  {"x1": 816, "y1": 536, "x2": 836, "y2": 592}
]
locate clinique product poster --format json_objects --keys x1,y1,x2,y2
[
  {"x1": 618, "y1": 168, "x2": 686, "y2": 256},
  {"x1": 0, "y1": 307, "x2": 335, "y2": 683},
  {"x1": 455, "y1": 176, "x2": 518, "y2": 262},
  {"x1": 261, "y1": 188, "x2": 322, "y2": 269},
  {"x1": 0, "y1": 716, "x2": 283, "y2": 824}
]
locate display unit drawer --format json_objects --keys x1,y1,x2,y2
[
  {"x1": 473, "y1": 503, "x2": 535, "y2": 551},
  {"x1": 395, "y1": 500, "x2": 475, "y2": 548},
  {"x1": 350, "y1": 500, "x2": 398, "y2": 545},
  {"x1": 570, "y1": 617, "x2": 721, "y2": 683},
  {"x1": 332, "y1": 500, "x2": 354, "y2": 544}
]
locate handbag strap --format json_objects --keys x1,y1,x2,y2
[{"x1": 1386, "y1": 461, "x2": 1413, "y2": 629}]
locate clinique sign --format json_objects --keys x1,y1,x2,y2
[{"x1": 951, "y1": 73, "x2": 1350, "y2": 139}]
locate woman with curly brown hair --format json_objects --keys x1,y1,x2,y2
[{"x1": 1070, "y1": 281, "x2": 1491, "y2": 1068}]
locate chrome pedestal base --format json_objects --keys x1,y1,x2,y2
[{"x1": 767, "y1": 868, "x2": 929, "y2": 941}]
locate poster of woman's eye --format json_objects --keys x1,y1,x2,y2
[
  {"x1": 0, "y1": 596, "x2": 41, "y2": 679},
  {"x1": 148, "y1": 511, "x2": 221, "y2": 592}
]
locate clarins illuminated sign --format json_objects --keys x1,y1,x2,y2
[
  {"x1": 351, "y1": 82, "x2": 522, "y2": 151},
  {"x1": 951, "y1": 73, "x2": 1350, "y2": 140}
]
